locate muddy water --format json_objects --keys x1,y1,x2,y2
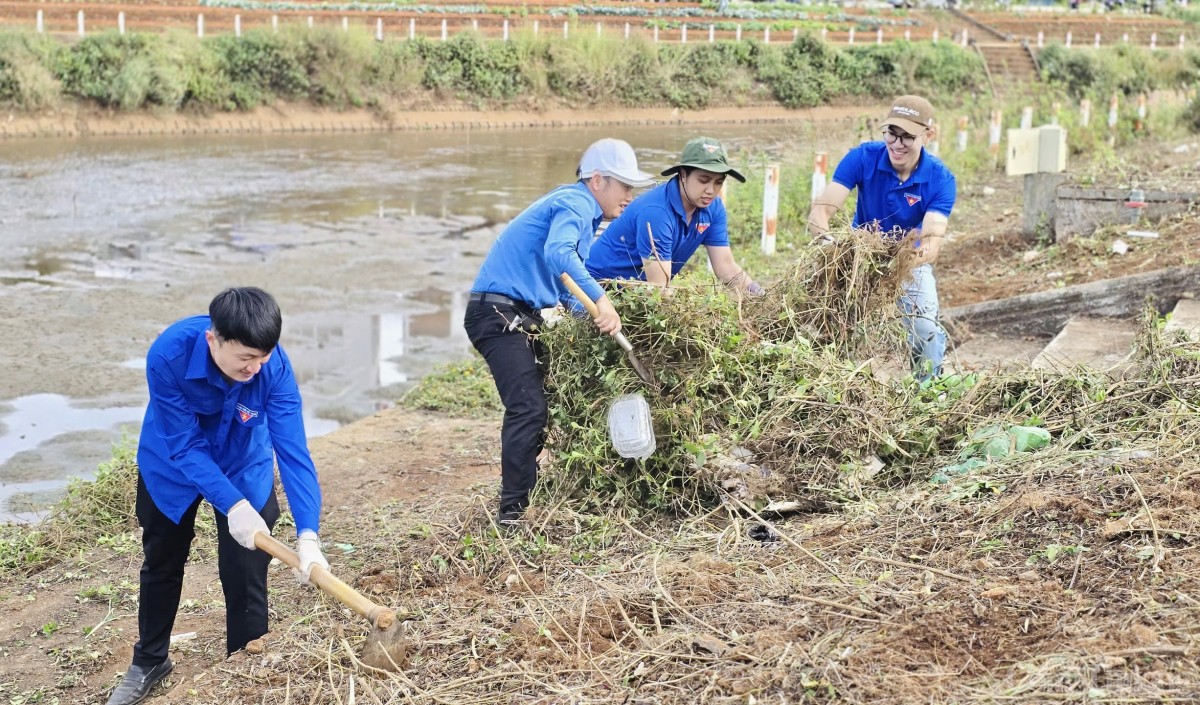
[{"x1": 0, "y1": 122, "x2": 832, "y2": 519}]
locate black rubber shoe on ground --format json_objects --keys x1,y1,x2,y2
[
  {"x1": 496, "y1": 507, "x2": 525, "y2": 534},
  {"x1": 106, "y1": 658, "x2": 174, "y2": 705}
]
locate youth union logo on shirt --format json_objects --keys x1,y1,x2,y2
[
  {"x1": 904, "y1": 193, "x2": 922, "y2": 207},
  {"x1": 697, "y1": 222, "x2": 710, "y2": 234},
  {"x1": 236, "y1": 403, "x2": 260, "y2": 424}
]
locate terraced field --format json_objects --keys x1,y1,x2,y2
[{"x1": 0, "y1": 0, "x2": 968, "y2": 42}]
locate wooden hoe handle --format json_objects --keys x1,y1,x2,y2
[
  {"x1": 255, "y1": 532, "x2": 396, "y2": 630},
  {"x1": 560, "y1": 273, "x2": 600, "y2": 318}
]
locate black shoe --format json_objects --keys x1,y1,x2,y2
[
  {"x1": 106, "y1": 658, "x2": 174, "y2": 705},
  {"x1": 496, "y1": 507, "x2": 525, "y2": 534}
]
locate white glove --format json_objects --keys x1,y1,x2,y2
[
  {"x1": 226, "y1": 499, "x2": 270, "y2": 550},
  {"x1": 294, "y1": 530, "x2": 329, "y2": 586}
]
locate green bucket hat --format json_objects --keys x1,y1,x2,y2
[{"x1": 660, "y1": 137, "x2": 746, "y2": 183}]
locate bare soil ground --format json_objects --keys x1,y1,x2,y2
[{"x1": 1, "y1": 107, "x2": 1198, "y2": 704}]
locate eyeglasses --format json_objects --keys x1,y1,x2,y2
[{"x1": 882, "y1": 129, "x2": 923, "y2": 147}]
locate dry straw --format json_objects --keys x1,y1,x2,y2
[{"x1": 3, "y1": 228, "x2": 1199, "y2": 704}]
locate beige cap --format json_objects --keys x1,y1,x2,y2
[{"x1": 880, "y1": 95, "x2": 935, "y2": 135}]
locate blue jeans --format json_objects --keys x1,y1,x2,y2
[{"x1": 899, "y1": 264, "x2": 946, "y2": 380}]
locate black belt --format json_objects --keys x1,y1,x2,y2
[{"x1": 469, "y1": 292, "x2": 524, "y2": 307}]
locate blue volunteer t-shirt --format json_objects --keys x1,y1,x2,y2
[
  {"x1": 586, "y1": 176, "x2": 730, "y2": 281},
  {"x1": 831, "y1": 141, "x2": 956, "y2": 240},
  {"x1": 137, "y1": 315, "x2": 322, "y2": 534},
  {"x1": 471, "y1": 181, "x2": 607, "y2": 309}
]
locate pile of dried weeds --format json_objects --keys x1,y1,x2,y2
[{"x1": 539, "y1": 231, "x2": 1200, "y2": 517}]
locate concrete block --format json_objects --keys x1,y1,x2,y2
[
  {"x1": 1022, "y1": 172, "x2": 1066, "y2": 241},
  {"x1": 1055, "y1": 187, "x2": 1199, "y2": 242},
  {"x1": 1164, "y1": 298, "x2": 1200, "y2": 339},
  {"x1": 1031, "y1": 316, "x2": 1137, "y2": 371}
]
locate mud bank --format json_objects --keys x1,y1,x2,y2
[{"x1": 0, "y1": 102, "x2": 877, "y2": 140}]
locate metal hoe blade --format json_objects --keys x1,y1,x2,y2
[{"x1": 615, "y1": 331, "x2": 656, "y2": 388}]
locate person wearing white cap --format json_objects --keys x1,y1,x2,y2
[
  {"x1": 465, "y1": 138, "x2": 654, "y2": 527},
  {"x1": 807, "y1": 95, "x2": 955, "y2": 381}
]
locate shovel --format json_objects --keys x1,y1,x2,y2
[
  {"x1": 560, "y1": 272, "x2": 656, "y2": 387},
  {"x1": 255, "y1": 533, "x2": 409, "y2": 672}
]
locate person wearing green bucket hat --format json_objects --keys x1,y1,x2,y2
[{"x1": 586, "y1": 136, "x2": 764, "y2": 296}]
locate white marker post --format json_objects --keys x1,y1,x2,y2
[
  {"x1": 1094, "y1": 32, "x2": 1100, "y2": 48},
  {"x1": 681, "y1": 25, "x2": 687, "y2": 43},
  {"x1": 77, "y1": 10, "x2": 85, "y2": 37},
  {"x1": 118, "y1": 11, "x2": 125, "y2": 35},
  {"x1": 272, "y1": 15, "x2": 278, "y2": 33},
  {"x1": 988, "y1": 109, "x2": 1002, "y2": 158},
  {"x1": 625, "y1": 22, "x2": 630, "y2": 39},
  {"x1": 562, "y1": 21, "x2": 568, "y2": 39},
  {"x1": 1122, "y1": 32, "x2": 1129, "y2": 43},
  {"x1": 1150, "y1": 32, "x2": 1157, "y2": 49},
  {"x1": 736, "y1": 25, "x2": 741, "y2": 42},
  {"x1": 820, "y1": 27, "x2": 827, "y2": 43},
  {"x1": 1108, "y1": 93, "x2": 1119, "y2": 146},
  {"x1": 533, "y1": 20, "x2": 539, "y2": 37},
  {"x1": 503, "y1": 20, "x2": 509, "y2": 41},
  {"x1": 654, "y1": 25, "x2": 659, "y2": 43},
  {"x1": 877, "y1": 28, "x2": 883, "y2": 45},
  {"x1": 596, "y1": 22, "x2": 601, "y2": 38},
  {"x1": 1037, "y1": 30, "x2": 1044, "y2": 48},
  {"x1": 1065, "y1": 31, "x2": 1072, "y2": 48},
  {"x1": 409, "y1": 18, "x2": 415, "y2": 40},
  {"x1": 343, "y1": 17, "x2": 349, "y2": 32},
  {"x1": 811, "y1": 153, "x2": 828, "y2": 202},
  {"x1": 307, "y1": 16, "x2": 313, "y2": 29},
  {"x1": 441, "y1": 19, "x2": 448, "y2": 41},
  {"x1": 848, "y1": 27, "x2": 855, "y2": 45},
  {"x1": 1020, "y1": 106, "x2": 1033, "y2": 130},
  {"x1": 904, "y1": 28, "x2": 911, "y2": 42},
  {"x1": 376, "y1": 18, "x2": 383, "y2": 41},
  {"x1": 932, "y1": 28, "x2": 938, "y2": 43},
  {"x1": 235, "y1": 15, "x2": 242, "y2": 38},
  {"x1": 960, "y1": 28, "x2": 968, "y2": 47},
  {"x1": 36, "y1": 9, "x2": 43, "y2": 33},
  {"x1": 956, "y1": 115, "x2": 969, "y2": 152},
  {"x1": 1180, "y1": 34, "x2": 1186, "y2": 49},
  {"x1": 1080, "y1": 98, "x2": 1092, "y2": 128},
  {"x1": 472, "y1": 18, "x2": 477, "y2": 33},
  {"x1": 709, "y1": 25, "x2": 715, "y2": 43},
  {"x1": 761, "y1": 164, "x2": 780, "y2": 255},
  {"x1": 197, "y1": 14, "x2": 204, "y2": 38},
  {"x1": 764, "y1": 27, "x2": 770, "y2": 44}
]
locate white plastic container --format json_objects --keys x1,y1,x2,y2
[{"x1": 606, "y1": 393, "x2": 656, "y2": 460}]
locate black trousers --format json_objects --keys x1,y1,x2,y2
[
  {"x1": 464, "y1": 299, "x2": 547, "y2": 514},
  {"x1": 132, "y1": 474, "x2": 279, "y2": 666}
]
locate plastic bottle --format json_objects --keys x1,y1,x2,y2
[{"x1": 606, "y1": 394, "x2": 656, "y2": 460}]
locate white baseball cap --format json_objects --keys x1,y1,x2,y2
[{"x1": 577, "y1": 138, "x2": 656, "y2": 188}]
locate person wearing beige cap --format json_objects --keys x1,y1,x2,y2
[
  {"x1": 466, "y1": 138, "x2": 654, "y2": 528},
  {"x1": 586, "y1": 136, "x2": 763, "y2": 296},
  {"x1": 807, "y1": 95, "x2": 955, "y2": 380}
]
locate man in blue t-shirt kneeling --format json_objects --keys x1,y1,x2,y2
[{"x1": 808, "y1": 95, "x2": 956, "y2": 380}]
